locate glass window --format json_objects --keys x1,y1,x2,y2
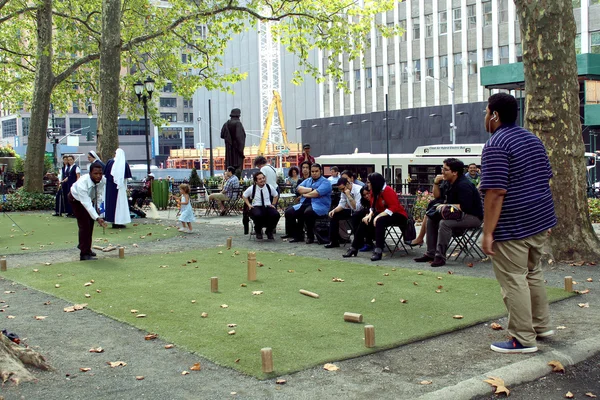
[
  {"x1": 183, "y1": 99, "x2": 193, "y2": 108},
  {"x1": 375, "y1": 30, "x2": 382, "y2": 48},
  {"x1": 159, "y1": 127, "x2": 181, "y2": 139},
  {"x1": 161, "y1": 113, "x2": 178, "y2": 122},
  {"x1": 484, "y1": 48, "x2": 494, "y2": 66},
  {"x1": 22, "y1": 117, "x2": 30, "y2": 137},
  {"x1": 196, "y1": 25, "x2": 208, "y2": 40},
  {"x1": 453, "y1": 8, "x2": 462, "y2": 32},
  {"x1": 516, "y1": 43, "x2": 523, "y2": 62},
  {"x1": 400, "y1": 62, "x2": 408, "y2": 83},
  {"x1": 499, "y1": 0, "x2": 509, "y2": 23},
  {"x1": 355, "y1": 69, "x2": 361, "y2": 90},
  {"x1": 412, "y1": 17, "x2": 420, "y2": 39},
  {"x1": 426, "y1": 57, "x2": 434, "y2": 78},
  {"x1": 377, "y1": 66, "x2": 384, "y2": 87},
  {"x1": 499, "y1": 46, "x2": 509, "y2": 64},
  {"x1": 118, "y1": 119, "x2": 147, "y2": 136},
  {"x1": 440, "y1": 56, "x2": 448, "y2": 78},
  {"x1": 160, "y1": 97, "x2": 177, "y2": 107},
  {"x1": 439, "y1": 11, "x2": 447, "y2": 35},
  {"x1": 163, "y1": 82, "x2": 173, "y2": 92},
  {"x1": 366, "y1": 67, "x2": 372, "y2": 88},
  {"x1": 468, "y1": 51, "x2": 478, "y2": 75},
  {"x1": 467, "y1": 5, "x2": 476, "y2": 29},
  {"x1": 413, "y1": 60, "x2": 421, "y2": 82},
  {"x1": 483, "y1": 1, "x2": 493, "y2": 26},
  {"x1": 72, "y1": 101, "x2": 79, "y2": 114},
  {"x1": 2, "y1": 119, "x2": 17, "y2": 137},
  {"x1": 425, "y1": 14, "x2": 433, "y2": 38},
  {"x1": 388, "y1": 64, "x2": 396, "y2": 86},
  {"x1": 398, "y1": 20, "x2": 407, "y2": 42},
  {"x1": 454, "y1": 53, "x2": 462, "y2": 66},
  {"x1": 575, "y1": 35, "x2": 582, "y2": 54},
  {"x1": 592, "y1": 32, "x2": 600, "y2": 54}
]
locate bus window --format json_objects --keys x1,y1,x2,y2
[
  {"x1": 395, "y1": 167, "x2": 403, "y2": 192},
  {"x1": 383, "y1": 167, "x2": 391, "y2": 183}
]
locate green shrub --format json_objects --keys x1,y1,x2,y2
[
  {"x1": 189, "y1": 168, "x2": 202, "y2": 188},
  {"x1": 588, "y1": 198, "x2": 600, "y2": 223},
  {"x1": 1, "y1": 188, "x2": 54, "y2": 212},
  {"x1": 0, "y1": 146, "x2": 17, "y2": 157},
  {"x1": 413, "y1": 190, "x2": 434, "y2": 222}
]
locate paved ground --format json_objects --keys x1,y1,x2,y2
[{"x1": 0, "y1": 211, "x2": 599, "y2": 400}]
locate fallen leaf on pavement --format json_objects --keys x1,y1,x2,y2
[
  {"x1": 79, "y1": 367, "x2": 92, "y2": 372},
  {"x1": 377, "y1": 282, "x2": 384, "y2": 286},
  {"x1": 252, "y1": 291, "x2": 263, "y2": 295},
  {"x1": 220, "y1": 304, "x2": 228, "y2": 308},
  {"x1": 565, "y1": 392, "x2": 574, "y2": 398},
  {"x1": 64, "y1": 304, "x2": 87, "y2": 312},
  {"x1": 136, "y1": 314, "x2": 147, "y2": 318},
  {"x1": 164, "y1": 344, "x2": 174, "y2": 349},
  {"x1": 587, "y1": 278, "x2": 593, "y2": 282},
  {"x1": 453, "y1": 315, "x2": 464, "y2": 319},
  {"x1": 576, "y1": 289, "x2": 590, "y2": 294},
  {"x1": 323, "y1": 363, "x2": 339, "y2": 371},
  {"x1": 240, "y1": 283, "x2": 247, "y2": 287},
  {"x1": 34, "y1": 316, "x2": 47, "y2": 320},
  {"x1": 484, "y1": 376, "x2": 510, "y2": 396},
  {"x1": 84, "y1": 294, "x2": 91, "y2": 298},
  {"x1": 490, "y1": 323, "x2": 503, "y2": 330},
  {"x1": 228, "y1": 330, "x2": 236, "y2": 335},
  {"x1": 7, "y1": 315, "x2": 15, "y2": 319},
  {"x1": 89, "y1": 347, "x2": 104, "y2": 353},
  {"x1": 548, "y1": 360, "x2": 565, "y2": 373},
  {"x1": 557, "y1": 326, "x2": 567, "y2": 330},
  {"x1": 107, "y1": 361, "x2": 127, "y2": 368},
  {"x1": 400, "y1": 299, "x2": 408, "y2": 303},
  {"x1": 190, "y1": 362, "x2": 201, "y2": 371},
  {"x1": 447, "y1": 271, "x2": 454, "y2": 275},
  {"x1": 467, "y1": 262, "x2": 474, "y2": 267},
  {"x1": 578, "y1": 303, "x2": 590, "y2": 308},
  {"x1": 181, "y1": 371, "x2": 189, "y2": 375},
  {"x1": 585, "y1": 393, "x2": 597, "y2": 398},
  {"x1": 84, "y1": 282, "x2": 92, "y2": 287},
  {"x1": 201, "y1": 312, "x2": 208, "y2": 318},
  {"x1": 413, "y1": 282, "x2": 418, "y2": 286},
  {"x1": 234, "y1": 358, "x2": 240, "y2": 363},
  {"x1": 144, "y1": 333, "x2": 158, "y2": 340},
  {"x1": 420, "y1": 380, "x2": 432, "y2": 385},
  {"x1": 276, "y1": 379, "x2": 287, "y2": 384},
  {"x1": 130, "y1": 309, "x2": 138, "y2": 313},
  {"x1": 332, "y1": 277, "x2": 344, "y2": 282},
  {"x1": 136, "y1": 376, "x2": 145, "y2": 380}
]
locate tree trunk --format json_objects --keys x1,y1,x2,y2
[
  {"x1": 0, "y1": 334, "x2": 52, "y2": 385},
  {"x1": 96, "y1": 0, "x2": 122, "y2": 163},
  {"x1": 515, "y1": 0, "x2": 600, "y2": 262},
  {"x1": 23, "y1": 0, "x2": 54, "y2": 193}
]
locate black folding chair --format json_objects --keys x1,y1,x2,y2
[
  {"x1": 447, "y1": 226, "x2": 485, "y2": 260},
  {"x1": 383, "y1": 194, "x2": 417, "y2": 256}
]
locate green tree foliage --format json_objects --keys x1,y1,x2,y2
[
  {"x1": 0, "y1": 0, "x2": 398, "y2": 192},
  {"x1": 189, "y1": 168, "x2": 202, "y2": 188}
]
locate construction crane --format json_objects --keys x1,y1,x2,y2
[{"x1": 258, "y1": 90, "x2": 289, "y2": 156}]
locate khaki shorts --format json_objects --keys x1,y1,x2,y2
[{"x1": 209, "y1": 193, "x2": 229, "y2": 202}]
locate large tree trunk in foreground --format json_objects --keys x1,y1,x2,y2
[
  {"x1": 515, "y1": 0, "x2": 600, "y2": 261},
  {"x1": 0, "y1": 334, "x2": 52, "y2": 385},
  {"x1": 96, "y1": 0, "x2": 122, "y2": 163},
  {"x1": 23, "y1": 0, "x2": 54, "y2": 193}
]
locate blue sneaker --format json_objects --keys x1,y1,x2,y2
[
  {"x1": 490, "y1": 338, "x2": 538, "y2": 354},
  {"x1": 359, "y1": 244, "x2": 373, "y2": 252}
]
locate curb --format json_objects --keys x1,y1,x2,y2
[{"x1": 417, "y1": 334, "x2": 600, "y2": 400}]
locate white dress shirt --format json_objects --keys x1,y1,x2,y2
[
  {"x1": 243, "y1": 184, "x2": 278, "y2": 207},
  {"x1": 338, "y1": 183, "x2": 363, "y2": 211},
  {"x1": 260, "y1": 165, "x2": 278, "y2": 187},
  {"x1": 70, "y1": 174, "x2": 106, "y2": 220}
]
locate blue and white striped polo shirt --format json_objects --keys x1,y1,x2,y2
[{"x1": 480, "y1": 124, "x2": 557, "y2": 242}]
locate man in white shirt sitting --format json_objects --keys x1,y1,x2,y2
[
  {"x1": 327, "y1": 166, "x2": 340, "y2": 185},
  {"x1": 324, "y1": 177, "x2": 362, "y2": 248},
  {"x1": 243, "y1": 171, "x2": 280, "y2": 240},
  {"x1": 254, "y1": 155, "x2": 278, "y2": 188},
  {"x1": 68, "y1": 162, "x2": 108, "y2": 260}
]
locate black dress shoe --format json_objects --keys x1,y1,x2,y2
[
  {"x1": 343, "y1": 248, "x2": 358, "y2": 258},
  {"x1": 52, "y1": 213, "x2": 61, "y2": 217},
  {"x1": 89, "y1": 251, "x2": 97, "y2": 257},
  {"x1": 305, "y1": 238, "x2": 315, "y2": 244},
  {"x1": 255, "y1": 232, "x2": 264, "y2": 240},
  {"x1": 266, "y1": 232, "x2": 274, "y2": 240},
  {"x1": 280, "y1": 234, "x2": 291, "y2": 239},
  {"x1": 414, "y1": 255, "x2": 435, "y2": 263},
  {"x1": 289, "y1": 237, "x2": 304, "y2": 243},
  {"x1": 370, "y1": 252, "x2": 382, "y2": 262},
  {"x1": 80, "y1": 255, "x2": 97, "y2": 261},
  {"x1": 430, "y1": 257, "x2": 446, "y2": 267},
  {"x1": 112, "y1": 224, "x2": 126, "y2": 229},
  {"x1": 324, "y1": 243, "x2": 340, "y2": 248}
]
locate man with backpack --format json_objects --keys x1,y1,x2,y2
[{"x1": 242, "y1": 171, "x2": 280, "y2": 240}]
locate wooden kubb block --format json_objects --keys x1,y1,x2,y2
[
  {"x1": 564, "y1": 276, "x2": 573, "y2": 292},
  {"x1": 261, "y1": 347, "x2": 273, "y2": 373},
  {"x1": 343, "y1": 312, "x2": 363, "y2": 323},
  {"x1": 247, "y1": 252, "x2": 257, "y2": 281},
  {"x1": 364, "y1": 325, "x2": 375, "y2": 348},
  {"x1": 211, "y1": 277, "x2": 219, "y2": 293}
]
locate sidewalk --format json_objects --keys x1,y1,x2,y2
[{"x1": 1, "y1": 213, "x2": 598, "y2": 399}]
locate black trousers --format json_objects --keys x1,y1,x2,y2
[
  {"x1": 284, "y1": 203, "x2": 319, "y2": 240},
  {"x1": 249, "y1": 206, "x2": 280, "y2": 234},
  {"x1": 328, "y1": 209, "x2": 352, "y2": 244},
  {"x1": 54, "y1": 188, "x2": 64, "y2": 215},
  {"x1": 68, "y1": 193, "x2": 94, "y2": 257},
  {"x1": 351, "y1": 213, "x2": 408, "y2": 250},
  {"x1": 62, "y1": 183, "x2": 73, "y2": 214}
]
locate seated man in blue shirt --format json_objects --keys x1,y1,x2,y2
[{"x1": 284, "y1": 163, "x2": 332, "y2": 244}]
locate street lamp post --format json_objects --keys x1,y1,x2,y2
[
  {"x1": 134, "y1": 77, "x2": 155, "y2": 176},
  {"x1": 196, "y1": 142, "x2": 204, "y2": 180},
  {"x1": 426, "y1": 76, "x2": 456, "y2": 145}
]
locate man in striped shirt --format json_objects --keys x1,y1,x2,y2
[{"x1": 480, "y1": 93, "x2": 557, "y2": 354}]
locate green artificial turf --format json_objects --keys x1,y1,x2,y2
[
  {"x1": 0, "y1": 247, "x2": 574, "y2": 378},
  {"x1": 0, "y1": 213, "x2": 178, "y2": 255}
]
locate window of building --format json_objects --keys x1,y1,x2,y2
[
  {"x1": 483, "y1": 1, "x2": 493, "y2": 26},
  {"x1": 72, "y1": 101, "x2": 79, "y2": 114},
  {"x1": 118, "y1": 119, "x2": 146, "y2": 136},
  {"x1": 453, "y1": 8, "x2": 462, "y2": 32},
  {"x1": 160, "y1": 97, "x2": 177, "y2": 108},
  {"x1": 183, "y1": 112, "x2": 194, "y2": 122},
  {"x1": 499, "y1": 45, "x2": 509, "y2": 64},
  {"x1": 440, "y1": 56, "x2": 448, "y2": 78},
  {"x1": 375, "y1": 29, "x2": 382, "y2": 48},
  {"x1": 366, "y1": 67, "x2": 372, "y2": 88},
  {"x1": 398, "y1": 20, "x2": 407, "y2": 42},
  {"x1": 484, "y1": 48, "x2": 494, "y2": 66},
  {"x1": 181, "y1": 53, "x2": 192, "y2": 64},
  {"x1": 425, "y1": 14, "x2": 433, "y2": 38},
  {"x1": 499, "y1": 0, "x2": 509, "y2": 23},
  {"x1": 572, "y1": 0, "x2": 581, "y2": 7},
  {"x1": 161, "y1": 113, "x2": 178, "y2": 122},
  {"x1": 575, "y1": 34, "x2": 581, "y2": 54},
  {"x1": 412, "y1": 17, "x2": 420, "y2": 39},
  {"x1": 400, "y1": 62, "x2": 408, "y2": 83},
  {"x1": 196, "y1": 25, "x2": 208, "y2": 40},
  {"x1": 439, "y1": 11, "x2": 447, "y2": 35},
  {"x1": 467, "y1": 5, "x2": 476, "y2": 29},
  {"x1": 2, "y1": 119, "x2": 17, "y2": 137},
  {"x1": 468, "y1": 51, "x2": 478, "y2": 75},
  {"x1": 388, "y1": 64, "x2": 396, "y2": 86},
  {"x1": 516, "y1": 43, "x2": 523, "y2": 61},
  {"x1": 22, "y1": 117, "x2": 30, "y2": 137},
  {"x1": 163, "y1": 82, "x2": 173, "y2": 92},
  {"x1": 413, "y1": 60, "x2": 421, "y2": 82},
  {"x1": 426, "y1": 57, "x2": 434, "y2": 78},
  {"x1": 53, "y1": 118, "x2": 66, "y2": 134},
  {"x1": 376, "y1": 66, "x2": 384, "y2": 87},
  {"x1": 592, "y1": 32, "x2": 600, "y2": 54},
  {"x1": 183, "y1": 99, "x2": 193, "y2": 108},
  {"x1": 159, "y1": 127, "x2": 181, "y2": 139},
  {"x1": 355, "y1": 69, "x2": 361, "y2": 90},
  {"x1": 454, "y1": 53, "x2": 462, "y2": 66}
]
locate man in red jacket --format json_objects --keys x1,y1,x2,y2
[{"x1": 297, "y1": 144, "x2": 315, "y2": 166}]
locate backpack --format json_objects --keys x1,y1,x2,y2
[{"x1": 403, "y1": 217, "x2": 417, "y2": 243}]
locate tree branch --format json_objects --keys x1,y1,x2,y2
[
  {"x1": 0, "y1": 6, "x2": 38, "y2": 24},
  {"x1": 54, "y1": 52, "x2": 101, "y2": 85},
  {"x1": 0, "y1": 46, "x2": 34, "y2": 59},
  {"x1": 0, "y1": 60, "x2": 35, "y2": 74},
  {"x1": 52, "y1": 10, "x2": 101, "y2": 36}
]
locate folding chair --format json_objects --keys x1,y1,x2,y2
[
  {"x1": 383, "y1": 194, "x2": 418, "y2": 256},
  {"x1": 222, "y1": 188, "x2": 244, "y2": 216},
  {"x1": 447, "y1": 226, "x2": 485, "y2": 260}
]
